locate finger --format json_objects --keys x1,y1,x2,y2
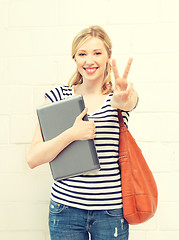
[
  {"x1": 112, "y1": 59, "x2": 121, "y2": 80},
  {"x1": 89, "y1": 119, "x2": 95, "y2": 125},
  {"x1": 113, "y1": 82, "x2": 133, "y2": 101},
  {"x1": 77, "y1": 107, "x2": 88, "y2": 120},
  {"x1": 125, "y1": 81, "x2": 133, "y2": 94},
  {"x1": 89, "y1": 120, "x2": 95, "y2": 129},
  {"x1": 123, "y1": 57, "x2": 133, "y2": 80},
  {"x1": 126, "y1": 82, "x2": 134, "y2": 100}
]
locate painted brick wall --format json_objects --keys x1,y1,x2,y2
[{"x1": 0, "y1": 0, "x2": 179, "y2": 239}]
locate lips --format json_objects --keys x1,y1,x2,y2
[{"x1": 84, "y1": 67, "x2": 98, "y2": 74}]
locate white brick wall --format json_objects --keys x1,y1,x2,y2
[{"x1": 0, "y1": 0, "x2": 178, "y2": 239}]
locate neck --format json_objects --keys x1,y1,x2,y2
[{"x1": 80, "y1": 78, "x2": 104, "y2": 96}]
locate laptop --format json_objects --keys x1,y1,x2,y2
[{"x1": 36, "y1": 95, "x2": 100, "y2": 181}]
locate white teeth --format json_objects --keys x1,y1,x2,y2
[{"x1": 85, "y1": 68, "x2": 97, "y2": 72}]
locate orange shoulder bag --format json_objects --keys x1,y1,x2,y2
[{"x1": 118, "y1": 110, "x2": 158, "y2": 224}]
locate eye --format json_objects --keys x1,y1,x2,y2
[
  {"x1": 78, "y1": 53, "x2": 86, "y2": 56},
  {"x1": 94, "y1": 52, "x2": 102, "y2": 56}
]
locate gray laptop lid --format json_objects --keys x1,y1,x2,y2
[{"x1": 37, "y1": 95, "x2": 100, "y2": 181}]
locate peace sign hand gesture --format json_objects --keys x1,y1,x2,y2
[{"x1": 111, "y1": 58, "x2": 138, "y2": 111}]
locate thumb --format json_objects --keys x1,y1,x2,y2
[{"x1": 77, "y1": 107, "x2": 88, "y2": 120}]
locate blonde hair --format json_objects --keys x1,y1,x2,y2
[{"x1": 68, "y1": 25, "x2": 113, "y2": 94}]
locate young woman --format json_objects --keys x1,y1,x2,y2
[{"x1": 27, "y1": 25, "x2": 138, "y2": 240}]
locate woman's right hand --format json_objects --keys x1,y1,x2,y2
[{"x1": 71, "y1": 108, "x2": 96, "y2": 141}]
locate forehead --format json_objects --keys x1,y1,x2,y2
[{"x1": 78, "y1": 37, "x2": 106, "y2": 51}]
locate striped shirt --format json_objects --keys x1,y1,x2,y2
[{"x1": 45, "y1": 85, "x2": 129, "y2": 210}]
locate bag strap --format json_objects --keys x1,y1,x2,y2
[{"x1": 117, "y1": 109, "x2": 125, "y2": 128}]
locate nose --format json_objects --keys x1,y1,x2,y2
[{"x1": 85, "y1": 54, "x2": 93, "y2": 64}]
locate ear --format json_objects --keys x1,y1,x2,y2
[{"x1": 107, "y1": 55, "x2": 111, "y2": 63}]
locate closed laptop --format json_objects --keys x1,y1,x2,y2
[{"x1": 37, "y1": 95, "x2": 100, "y2": 181}]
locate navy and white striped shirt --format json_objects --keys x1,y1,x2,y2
[{"x1": 45, "y1": 85, "x2": 129, "y2": 210}]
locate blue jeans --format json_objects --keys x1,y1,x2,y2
[{"x1": 49, "y1": 200, "x2": 129, "y2": 240}]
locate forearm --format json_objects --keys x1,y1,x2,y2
[
  {"x1": 27, "y1": 127, "x2": 75, "y2": 169},
  {"x1": 111, "y1": 90, "x2": 138, "y2": 111},
  {"x1": 27, "y1": 107, "x2": 96, "y2": 169}
]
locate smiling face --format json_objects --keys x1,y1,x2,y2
[{"x1": 74, "y1": 37, "x2": 111, "y2": 84}]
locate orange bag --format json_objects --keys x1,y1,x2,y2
[{"x1": 118, "y1": 110, "x2": 158, "y2": 224}]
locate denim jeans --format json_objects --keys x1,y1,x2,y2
[{"x1": 49, "y1": 200, "x2": 129, "y2": 240}]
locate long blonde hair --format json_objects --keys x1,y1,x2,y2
[{"x1": 68, "y1": 25, "x2": 113, "y2": 94}]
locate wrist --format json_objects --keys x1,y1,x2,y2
[
  {"x1": 123, "y1": 91, "x2": 139, "y2": 111},
  {"x1": 69, "y1": 127, "x2": 76, "y2": 142},
  {"x1": 67, "y1": 126, "x2": 78, "y2": 142},
  {"x1": 111, "y1": 91, "x2": 139, "y2": 111}
]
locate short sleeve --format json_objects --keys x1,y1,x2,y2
[{"x1": 44, "y1": 86, "x2": 65, "y2": 103}]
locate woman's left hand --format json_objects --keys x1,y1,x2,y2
[{"x1": 111, "y1": 58, "x2": 138, "y2": 111}]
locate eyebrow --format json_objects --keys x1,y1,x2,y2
[
  {"x1": 93, "y1": 49, "x2": 103, "y2": 51},
  {"x1": 78, "y1": 49, "x2": 103, "y2": 52}
]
